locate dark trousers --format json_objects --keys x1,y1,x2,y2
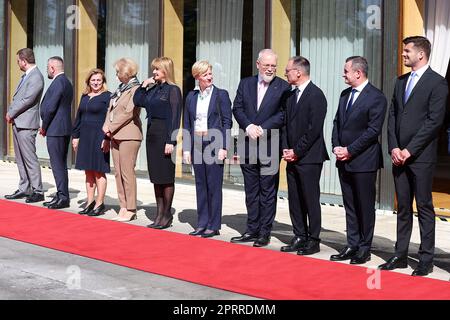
[
  {"x1": 287, "y1": 163, "x2": 323, "y2": 241},
  {"x1": 192, "y1": 139, "x2": 224, "y2": 231},
  {"x1": 338, "y1": 168, "x2": 377, "y2": 252},
  {"x1": 393, "y1": 162, "x2": 436, "y2": 264},
  {"x1": 240, "y1": 162, "x2": 279, "y2": 237},
  {"x1": 47, "y1": 136, "x2": 70, "y2": 201}
]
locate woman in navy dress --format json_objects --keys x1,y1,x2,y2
[
  {"x1": 72, "y1": 68, "x2": 111, "y2": 216},
  {"x1": 134, "y1": 57, "x2": 182, "y2": 229}
]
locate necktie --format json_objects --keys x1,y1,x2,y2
[
  {"x1": 15, "y1": 74, "x2": 26, "y2": 93},
  {"x1": 346, "y1": 88, "x2": 357, "y2": 115},
  {"x1": 295, "y1": 87, "x2": 301, "y2": 103},
  {"x1": 404, "y1": 71, "x2": 416, "y2": 104}
]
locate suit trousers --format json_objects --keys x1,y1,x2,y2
[
  {"x1": 240, "y1": 161, "x2": 279, "y2": 237},
  {"x1": 338, "y1": 168, "x2": 377, "y2": 252},
  {"x1": 12, "y1": 125, "x2": 43, "y2": 195},
  {"x1": 393, "y1": 162, "x2": 436, "y2": 264},
  {"x1": 192, "y1": 139, "x2": 224, "y2": 231},
  {"x1": 286, "y1": 163, "x2": 323, "y2": 241},
  {"x1": 47, "y1": 136, "x2": 70, "y2": 201},
  {"x1": 111, "y1": 139, "x2": 141, "y2": 210}
]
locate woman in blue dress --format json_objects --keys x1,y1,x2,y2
[
  {"x1": 72, "y1": 68, "x2": 111, "y2": 216},
  {"x1": 134, "y1": 57, "x2": 182, "y2": 229}
]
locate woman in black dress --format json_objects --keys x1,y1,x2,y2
[
  {"x1": 72, "y1": 68, "x2": 111, "y2": 216},
  {"x1": 134, "y1": 57, "x2": 182, "y2": 229}
]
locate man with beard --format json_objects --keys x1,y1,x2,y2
[
  {"x1": 5, "y1": 48, "x2": 45, "y2": 203},
  {"x1": 231, "y1": 49, "x2": 289, "y2": 247},
  {"x1": 379, "y1": 36, "x2": 448, "y2": 276}
]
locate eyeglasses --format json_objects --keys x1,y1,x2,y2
[{"x1": 260, "y1": 64, "x2": 277, "y2": 69}]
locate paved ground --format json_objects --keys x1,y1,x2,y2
[{"x1": 0, "y1": 160, "x2": 449, "y2": 299}]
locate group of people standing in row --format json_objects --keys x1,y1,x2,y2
[{"x1": 5, "y1": 35, "x2": 449, "y2": 277}]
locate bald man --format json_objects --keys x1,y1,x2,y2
[{"x1": 40, "y1": 56, "x2": 74, "y2": 209}]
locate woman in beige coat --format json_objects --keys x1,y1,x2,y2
[{"x1": 103, "y1": 58, "x2": 142, "y2": 222}]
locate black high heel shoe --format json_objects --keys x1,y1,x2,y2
[
  {"x1": 78, "y1": 201, "x2": 95, "y2": 215},
  {"x1": 153, "y1": 217, "x2": 173, "y2": 230},
  {"x1": 88, "y1": 203, "x2": 106, "y2": 216}
]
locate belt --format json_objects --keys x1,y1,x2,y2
[{"x1": 194, "y1": 131, "x2": 208, "y2": 137}]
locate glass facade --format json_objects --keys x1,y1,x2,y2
[{"x1": 2, "y1": 0, "x2": 409, "y2": 209}]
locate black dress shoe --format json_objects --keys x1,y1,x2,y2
[
  {"x1": 411, "y1": 263, "x2": 433, "y2": 276},
  {"x1": 230, "y1": 233, "x2": 258, "y2": 243},
  {"x1": 25, "y1": 193, "x2": 45, "y2": 203},
  {"x1": 350, "y1": 251, "x2": 371, "y2": 264},
  {"x1": 47, "y1": 199, "x2": 70, "y2": 209},
  {"x1": 297, "y1": 240, "x2": 320, "y2": 255},
  {"x1": 43, "y1": 197, "x2": 59, "y2": 207},
  {"x1": 78, "y1": 201, "x2": 95, "y2": 214},
  {"x1": 253, "y1": 235, "x2": 270, "y2": 247},
  {"x1": 5, "y1": 190, "x2": 29, "y2": 200},
  {"x1": 378, "y1": 256, "x2": 408, "y2": 270},
  {"x1": 88, "y1": 203, "x2": 106, "y2": 216},
  {"x1": 201, "y1": 230, "x2": 220, "y2": 238},
  {"x1": 189, "y1": 228, "x2": 206, "y2": 236},
  {"x1": 281, "y1": 237, "x2": 307, "y2": 252},
  {"x1": 330, "y1": 246, "x2": 358, "y2": 261}
]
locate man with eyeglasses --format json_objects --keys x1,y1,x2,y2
[
  {"x1": 232, "y1": 49, "x2": 289, "y2": 247},
  {"x1": 280, "y1": 56, "x2": 329, "y2": 256}
]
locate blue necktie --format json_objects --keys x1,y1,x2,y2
[
  {"x1": 404, "y1": 71, "x2": 416, "y2": 104},
  {"x1": 15, "y1": 74, "x2": 26, "y2": 92},
  {"x1": 346, "y1": 88, "x2": 357, "y2": 115}
]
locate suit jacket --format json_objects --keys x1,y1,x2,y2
[
  {"x1": 233, "y1": 75, "x2": 290, "y2": 160},
  {"x1": 332, "y1": 82, "x2": 387, "y2": 172},
  {"x1": 388, "y1": 67, "x2": 448, "y2": 163},
  {"x1": 40, "y1": 73, "x2": 74, "y2": 136},
  {"x1": 281, "y1": 81, "x2": 329, "y2": 164},
  {"x1": 7, "y1": 67, "x2": 44, "y2": 129},
  {"x1": 183, "y1": 86, "x2": 233, "y2": 151},
  {"x1": 104, "y1": 85, "x2": 142, "y2": 141}
]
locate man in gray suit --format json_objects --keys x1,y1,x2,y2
[{"x1": 5, "y1": 48, "x2": 45, "y2": 203}]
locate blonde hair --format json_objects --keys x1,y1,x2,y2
[
  {"x1": 82, "y1": 68, "x2": 107, "y2": 95},
  {"x1": 151, "y1": 57, "x2": 176, "y2": 85},
  {"x1": 114, "y1": 58, "x2": 139, "y2": 80},
  {"x1": 192, "y1": 60, "x2": 212, "y2": 79}
]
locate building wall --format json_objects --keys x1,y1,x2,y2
[{"x1": 1, "y1": 0, "x2": 414, "y2": 210}]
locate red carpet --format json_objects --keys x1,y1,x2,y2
[{"x1": 0, "y1": 199, "x2": 449, "y2": 300}]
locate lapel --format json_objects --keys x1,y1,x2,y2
[
  {"x1": 343, "y1": 83, "x2": 370, "y2": 123},
  {"x1": 339, "y1": 88, "x2": 350, "y2": 126},
  {"x1": 190, "y1": 90, "x2": 199, "y2": 123},
  {"x1": 258, "y1": 77, "x2": 278, "y2": 113},
  {"x1": 14, "y1": 73, "x2": 28, "y2": 97},
  {"x1": 250, "y1": 76, "x2": 258, "y2": 113},
  {"x1": 207, "y1": 86, "x2": 218, "y2": 119},
  {"x1": 290, "y1": 82, "x2": 312, "y2": 121},
  {"x1": 403, "y1": 67, "x2": 431, "y2": 106},
  {"x1": 112, "y1": 85, "x2": 132, "y2": 111}
]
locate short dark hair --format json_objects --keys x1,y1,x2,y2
[
  {"x1": 346, "y1": 56, "x2": 369, "y2": 77},
  {"x1": 291, "y1": 56, "x2": 310, "y2": 76},
  {"x1": 48, "y1": 56, "x2": 64, "y2": 64},
  {"x1": 17, "y1": 48, "x2": 35, "y2": 64},
  {"x1": 403, "y1": 36, "x2": 431, "y2": 59}
]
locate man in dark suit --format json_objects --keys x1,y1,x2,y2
[
  {"x1": 330, "y1": 56, "x2": 387, "y2": 265},
  {"x1": 39, "y1": 56, "x2": 74, "y2": 209},
  {"x1": 5, "y1": 48, "x2": 45, "y2": 203},
  {"x1": 231, "y1": 49, "x2": 289, "y2": 247},
  {"x1": 379, "y1": 36, "x2": 448, "y2": 276},
  {"x1": 280, "y1": 56, "x2": 328, "y2": 255}
]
